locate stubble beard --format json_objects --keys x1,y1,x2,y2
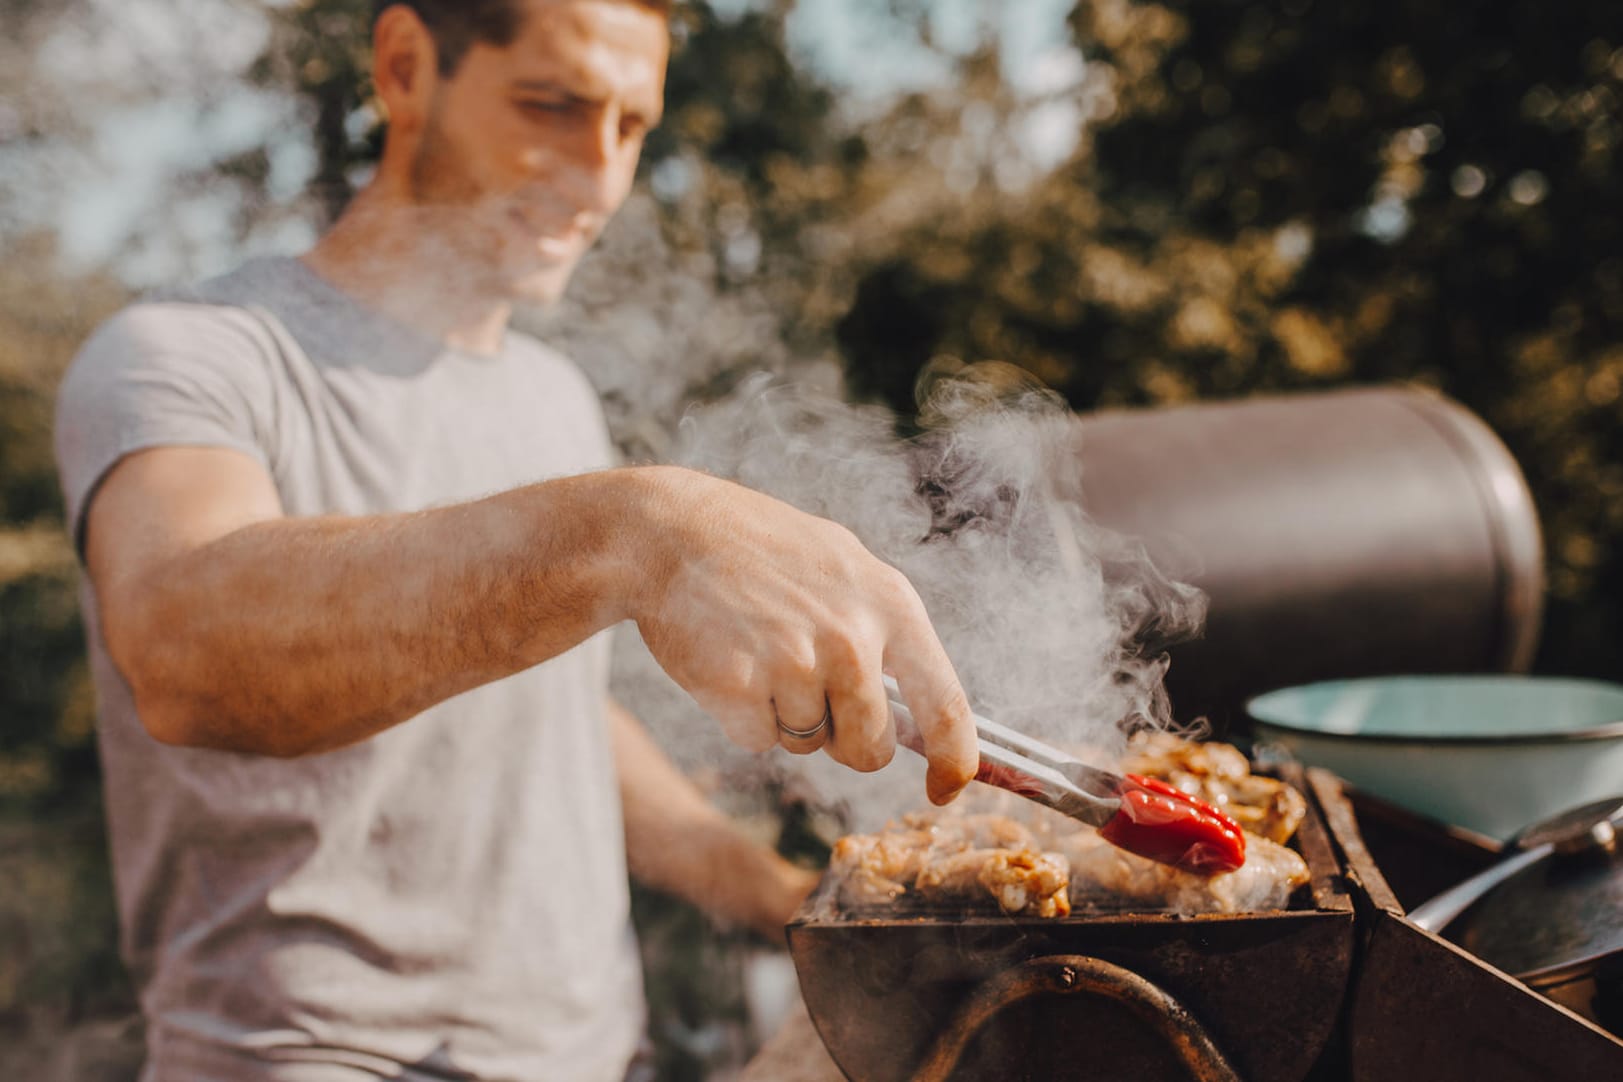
[
  {"x1": 406, "y1": 108, "x2": 585, "y2": 306},
  {"x1": 406, "y1": 109, "x2": 515, "y2": 299}
]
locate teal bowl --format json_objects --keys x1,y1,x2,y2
[{"x1": 1247, "y1": 675, "x2": 1623, "y2": 841}]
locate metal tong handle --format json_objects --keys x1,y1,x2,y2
[{"x1": 883, "y1": 676, "x2": 1120, "y2": 827}]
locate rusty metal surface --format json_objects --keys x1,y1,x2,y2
[
  {"x1": 1341, "y1": 787, "x2": 1500, "y2": 911},
  {"x1": 1277, "y1": 761, "x2": 1355, "y2": 916},
  {"x1": 1351, "y1": 914, "x2": 1623, "y2": 1082},
  {"x1": 789, "y1": 766, "x2": 1354, "y2": 1082},
  {"x1": 1308, "y1": 769, "x2": 1623, "y2": 1081},
  {"x1": 913, "y1": 955, "x2": 1241, "y2": 1082},
  {"x1": 789, "y1": 904, "x2": 1351, "y2": 1082},
  {"x1": 1304, "y1": 769, "x2": 1404, "y2": 921}
]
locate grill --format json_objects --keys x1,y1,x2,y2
[
  {"x1": 785, "y1": 765, "x2": 1623, "y2": 1081},
  {"x1": 1317, "y1": 773, "x2": 1623, "y2": 1082},
  {"x1": 786, "y1": 762, "x2": 1353, "y2": 1082}
]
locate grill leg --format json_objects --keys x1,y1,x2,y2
[{"x1": 912, "y1": 953, "x2": 1242, "y2": 1082}]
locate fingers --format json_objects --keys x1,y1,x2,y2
[
  {"x1": 822, "y1": 640, "x2": 894, "y2": 773},
  {"x1": 635, "y1": 478, "x2": 969, "y2": 795},
  {"x1": 774, "y1": 711, "x2": 830, "y2": 755},
  {"x1": 761, "y1": 574, "x2": 968, "y2": 797},
  {"x1": 882, "y1": 587, "x2": 977, "y2": 805},
  {"x1": 771, "y1": 676, "x2": 832, "y2": 755}
]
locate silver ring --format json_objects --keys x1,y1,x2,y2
[{"x1": 776, "y1": 705, "x2": 832, "y2": 741}]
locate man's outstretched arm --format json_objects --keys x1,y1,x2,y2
[
  {"x1": 85, "y1": 446, "x2": 979, "y2": 800},
  {"x1": 611, "y1": 699, "x2": 819, "y2": 939},
  {"x1": 87, "y1": 445, "x2": 641, "y2": 756}
]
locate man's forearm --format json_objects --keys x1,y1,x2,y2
[
  {"x1": 611, "y1": 701, "x2": 819, "y2": 940},
  {"x1": 109, "y1": 470, "x2": 659, "y2": 756},
  {"x1": 90, "y1": 442, "x2": 980, "y2": 797}
]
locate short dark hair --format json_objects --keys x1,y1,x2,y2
[{"x1": 375, "y1": 0, "x2": 670, "y2": 76}]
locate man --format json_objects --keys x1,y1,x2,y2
[{"x1": 52, "y1": 1, "x2": 978, "y2": 1078}]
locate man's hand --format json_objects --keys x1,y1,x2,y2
[
  {"x1": 626, "y1": 468, "x2": 978, "y2": 805},
  {"x1": 85, "y1": 448, "x2": 975, "y2": 802},
  {"x1": 611, "y1": 701, "x2": 821, "y2": 940}
]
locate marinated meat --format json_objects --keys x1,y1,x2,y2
[
  {"x1": 828, "y1": 813, "x2": 1070, "y2": 916},
  {"x1": 899, "y1": 811, "x2": 1038, "y2": 852},
  {"x1": 1124, "y1": 732, "x2": 1308, "y2": 844},
  {"x1": 985, "y1": 850, "x2": 1072, "y2": 918},
  {"x1": 828, "y1": 830, "x2": 935, "y2": 906},
  {"x1": 914, "y1": 848, "x2": 1072, "y2": 918},
  {"x1": 826, "y1": 738, "x2": 1313, "y2": 917},
  {"x1": 1061, "y1": 827, "x2": 1310, "y2": 913}
]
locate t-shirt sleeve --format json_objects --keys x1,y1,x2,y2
[{"x1": 54, "y1": 302, "x2": 276, "y2": 555}]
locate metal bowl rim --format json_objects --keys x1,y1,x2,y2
[
  {"x1": 1248, "y1": 675, "x2": 1623, "y2": 745},
  {"x1": 1251, "y1": 716, "x2": 1623, "y2": 746}
]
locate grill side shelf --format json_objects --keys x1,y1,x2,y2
[
  {"x1": 1305, "y1": 768, "x2": 1404, "y2": 921},
  {"x1": 1307, "y1": 768, "x2": 1623, "y2": 1081},
  {"x1": 1277, "y1": 760, "x2": 1354, "y2": 915}
]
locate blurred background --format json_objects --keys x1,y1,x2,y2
[{"x1": 3, "y1": 0, "x2": 1622, "y2": 1077}]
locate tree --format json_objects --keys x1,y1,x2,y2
[{"x1": 836, "y1": 0, "x2": 1623, "y2": 677}]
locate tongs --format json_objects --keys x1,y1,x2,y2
[{"x1": 884, "y1": 677, "x2": 1246, "y2": 875}]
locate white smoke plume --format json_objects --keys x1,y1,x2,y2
[
  {"x1": 538, "y1": 197, "x2": 1205, "y2": 831},
  {"x1": 681, "y1": 364, "x2": 1210, "y2": 736}
]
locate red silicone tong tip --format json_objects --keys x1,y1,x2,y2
[{"x1": 1098, "y1": 774, "x2": 1247, "y2": 876}]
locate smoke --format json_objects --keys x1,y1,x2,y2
[
  {"x1": 530, "y1": 194, "x2": 805, "y2": 463},
  {"x1": 677, "y1": 365, "x2": 1204, "y2": 749},
  {"x1": 540, "y1": 197, "x2": 1205, "y2": 831}
]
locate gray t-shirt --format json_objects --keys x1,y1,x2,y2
[{"x1": 54, "y1": 257, "x2": 644, "y2": 1081}]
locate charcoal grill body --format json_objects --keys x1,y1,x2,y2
[
  {"x1": 788, "y1": 766, "x2": 1353, "y2": 1082},
  {"x1": 788, "y1": 909, "x2": 1350, "y2": 1082}
]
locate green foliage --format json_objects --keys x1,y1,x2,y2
[
  {"x1": 0, "y1": 818, "x2": 129, "y2": 1017},
  {"x1": 0, "y1": 570, "x2": 91, "y2": 808},
  {"x1": 653, "y1": 3, "x2": 839, "y2": 184},
  {"x1": 0, "y1": 241, "x2": 124, "y2": 816},
  {"x1": 0, "y1": 240, "x2": 128, "y2": 1036},
  {"x1": 629, "y1": 884, "x2": 755, "y2": 1082},
  {"x1": 837, "y1": 0, "x2": 1623, "y2": 676},
  {"x1": 251, "y1": 0, "x2": 377, "y2": 221}
]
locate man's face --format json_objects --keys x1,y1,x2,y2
[{"x1": 406, "y1": 0, "x2": 668, "y2": 304}]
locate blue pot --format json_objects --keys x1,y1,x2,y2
[{"x1": 1247, "y1": 675, "x2": 1623, "y2": 841}]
